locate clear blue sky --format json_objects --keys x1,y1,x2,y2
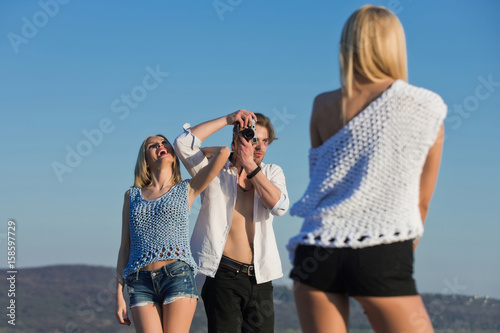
[{"x1": 1, "y1": 1, "x2": 499, "y2": 299}]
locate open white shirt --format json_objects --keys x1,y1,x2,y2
[{"x1": 174, "y1": 124, "x2": 289, "y2": 284}]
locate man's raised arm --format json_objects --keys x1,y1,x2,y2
[
  {"x1": 174, "y1": 110, "x2": 256, "y2": 176},
  {"x1": 191, "y1": 110, "x2": 256, "y2": 143}
]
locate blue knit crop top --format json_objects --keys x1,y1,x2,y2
[{"x1": 122, "y1": 180, "x2": 197, "y2": 277}]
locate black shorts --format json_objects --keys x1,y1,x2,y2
[{"x1": 290, "y1": 240, "x2": 417, "y2": 297}]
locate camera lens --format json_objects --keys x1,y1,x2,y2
[{"x1": 241, "y1": 128, "x2": 255, "y2": 141}]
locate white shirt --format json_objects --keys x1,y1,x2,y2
[{"x1": 174, "y1": 124, "x2": 289, "y2": 283}]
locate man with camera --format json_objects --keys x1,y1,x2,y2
[{"x1": 174, "y1": 110, "x2": 289, "y2": 332}]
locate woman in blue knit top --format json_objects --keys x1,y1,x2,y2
[
  {"x1": 115, "y1": 134, "x2": 230, "y2": 332},
  {"x1": 289, "y1": 5, "x2": 446, "y2": 333}
]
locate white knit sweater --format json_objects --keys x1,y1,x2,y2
[{"x1": 287, "y1": 80, "x2": 447, "y2": 259}]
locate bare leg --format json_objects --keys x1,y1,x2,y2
[
  {"x1": 293, "y1": 281, "x2": 349, "y2": 333},
  {"x1": 354, "y1": 295, "x2": 434, "y2": 333},
  {"x1": 162, "y1": 297, "x2": 198, "y2": 333},
  {"x1": 131, "y1": 303, "x2": 163, "y2": 333}
]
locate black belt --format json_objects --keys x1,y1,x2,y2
[{"x1": 219, "y1": 256, "x2": 255, "y2": 276}]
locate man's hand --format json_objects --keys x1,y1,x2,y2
[
  {"x1": 226, "y1": 110, "x2": 256, "y2": 128},
  {"x1": 237, "y1": 134, "x2": 258, "y2": 172}
]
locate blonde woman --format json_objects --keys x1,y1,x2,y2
[
  {"x1": 115, "y1": 134, "x2": 230, "y2": 332},
  {"x1": 287, "y1": 5, "x2": 446, "y2": 333}
]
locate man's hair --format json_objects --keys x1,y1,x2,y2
[{"x1": 232, "y1": 113, "x2": 277, "y2": 146}]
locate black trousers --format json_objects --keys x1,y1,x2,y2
[{"x1": 201, "y1": 266, "x2": 274, "y2": 333}]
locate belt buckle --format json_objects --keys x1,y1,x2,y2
[{"x1": 247, "y1": 265, "x2": 255, "y2": 276}]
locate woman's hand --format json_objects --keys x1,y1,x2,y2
[{"x1": 115, "y1": 292, "x2": 131, "y2": 326}]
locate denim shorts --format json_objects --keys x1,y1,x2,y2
[{"x1": 125, "y1": 260, "x2": 198, "y2": 308}]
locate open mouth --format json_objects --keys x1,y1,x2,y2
[{"x1": 157, "y1": 148, "x2": 168, "y2": 157}]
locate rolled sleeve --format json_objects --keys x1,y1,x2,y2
[
  {"x1": 265, "y1": 164, "x2": 290, "y2": 217},
  {"x1": 174, "y1": 123, "x2": 208, "y2": 176},
  {"x1": 267, "y1": 191, "x2": 289, "y2": 216}
]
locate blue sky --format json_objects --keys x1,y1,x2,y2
[{"x1": 1, "y1": 1, "x2": 499, "y2": 299}]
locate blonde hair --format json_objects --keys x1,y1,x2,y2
[
  {"x1": 340, "y1": 5, "x2": 407, "y2": 99},
  {"x1": 133, "y1": 135, "x2": 182, "y2": 188}
]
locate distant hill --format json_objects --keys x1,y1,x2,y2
[{"x1": 0, "y1": 265, "x2": 499, "y2": 333}]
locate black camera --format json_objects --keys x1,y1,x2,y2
[{"x1": 239, "y1": 120, "x2": 257, "y2": 144}]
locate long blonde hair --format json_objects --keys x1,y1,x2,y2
[
  {"x1": 133, "y1": 135, "x2": 182, "y2": 188},
  {"x1": 340, "y1": 5, "x2": 407, "y2": 103}
]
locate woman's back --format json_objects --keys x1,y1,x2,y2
[
  {"x1": 311, "y1": 79, "x2": 396, "y2": 149},
  {"x1": 288, "y1": 79, "x2": 447, "y2": 253}
]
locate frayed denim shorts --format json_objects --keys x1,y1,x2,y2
[{"x1": 125, "y1": 260, "x2": 198, "y2": 308}]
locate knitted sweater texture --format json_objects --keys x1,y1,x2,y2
[
  {"x1": 123, "y1": 180, "x2": 196, "y2": 277},
  {"x1": 287, "y1": 80, "x2": 447, "y2": 259}
]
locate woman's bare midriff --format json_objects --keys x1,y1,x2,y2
[{"x1": 140, "y1": 259, "x2": 178, "y2": 271}]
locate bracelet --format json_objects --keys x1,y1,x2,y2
[{"x1": 246, "y1": 166, "x2": 261, "y2": 179}]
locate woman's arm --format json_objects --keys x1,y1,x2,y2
[
  {"x1": 115, "y1": 191, "x2": 131, "y2": 326},
  {"x1": 188, "y1": 146, "x2": 231, "y2": 208},
  {"x1": 310, "y1": 95, "x2": 324, "y2": 149},
  {"x1": 414, "y1": 124, "x2": 445, "y2": 249},
  {"x1": 200, "y1": 147, "x2": 222, "y2": 158}
]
